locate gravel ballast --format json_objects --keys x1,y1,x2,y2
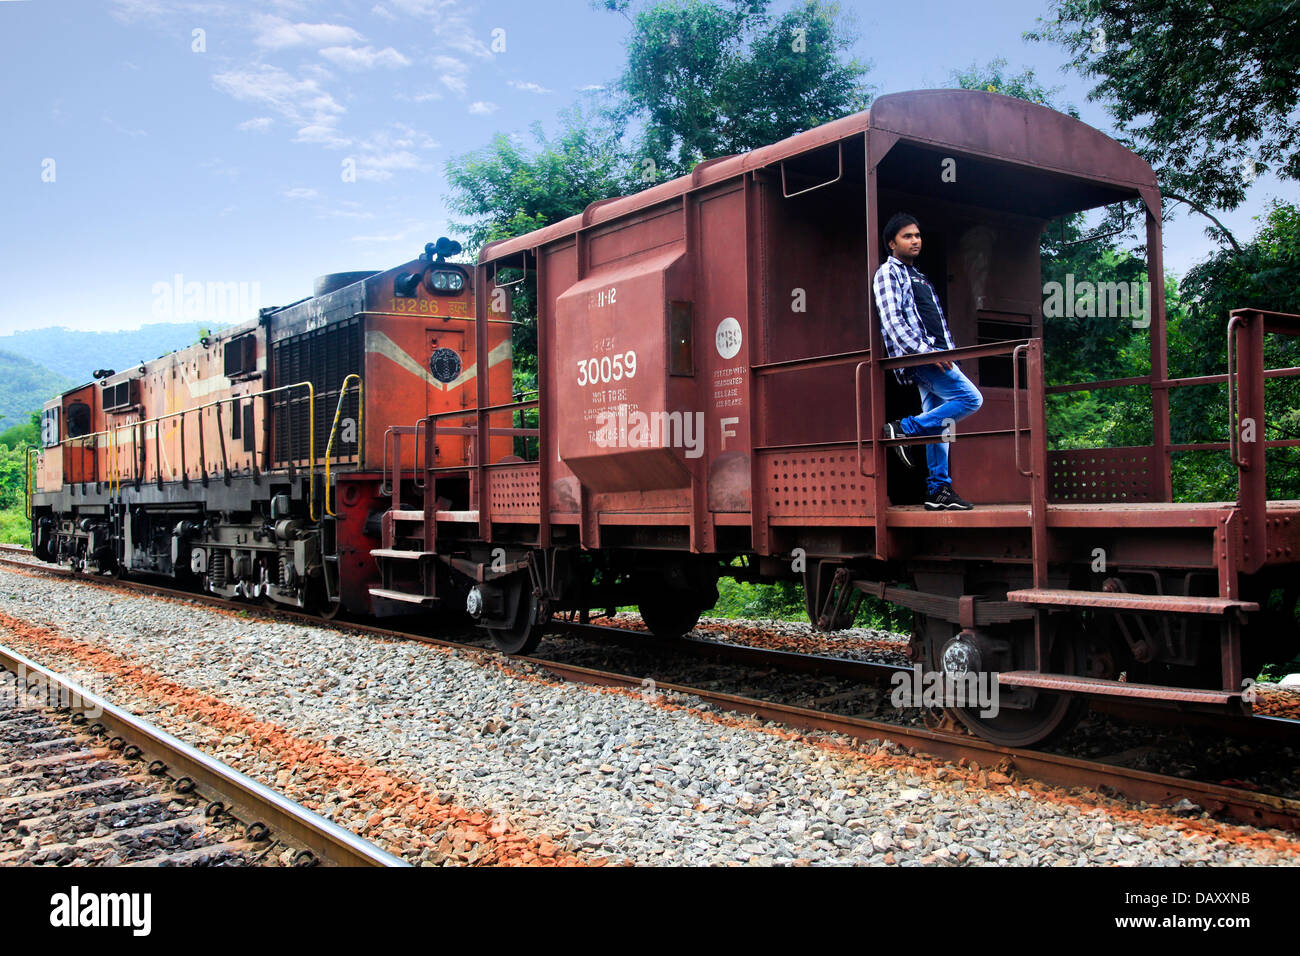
[{"x1": 0, "y1": 565, "x2": 1296, "y2": 866}]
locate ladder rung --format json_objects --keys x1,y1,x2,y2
[
  {"x1": 1007, "y1": 589, "x2": 1258, "y2": 615},
  {"x1": 998, "y1": 671, "x2": 1238, "y2": 704},
  {"x1": 371, "y1": 549, "x2": 436, "y2": 560},
  {"x1": 368, "y1": 588, "x2": 437, "y2": 606}
]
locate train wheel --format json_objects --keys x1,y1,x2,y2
[
  {"x1": 639, "y1": 597, "x2": 702, "y2": 640},
  {"x1": 943, "y1": 619, "x2": 1086, "y2": 748},
  {"x1": 489, "y1": 587, "x2": 547, "y2": 655}
]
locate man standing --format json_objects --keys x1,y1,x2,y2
[{"x1": 872, "y1": 213, "x2": 983, "y2": 511}]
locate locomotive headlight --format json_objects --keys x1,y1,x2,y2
[{"x1": 428, "y1": 269, "x2": 465, "y2": 294}]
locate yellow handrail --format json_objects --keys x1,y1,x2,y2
[
  {"x1": 324, "y1": 374, "x2": 364, "y2": 517},
  {"x1": 24, "y1": 448, "x2": 39, "y2": 520}
]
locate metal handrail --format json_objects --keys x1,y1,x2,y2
[
  {"x1": 36, "y1": 381, "x2": 318, "y2": 517},
  {"x1": 1012, "y1": 343, "x2": 1033, "y2": 477},
  {"x1": 854, "y1": 362, "x2": 874, "y2": 478},
  {"x1": 1227, "y1": 314, "x2": 1243, "y2": 468},
  {"x1": 24, "y1": 448, "x2": 39, "y2": 520},
  {"x1": 324, "y1": 374, "x2": 363, "y2": 518}
]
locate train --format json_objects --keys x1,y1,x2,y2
[{"x1": 29, "y1": 89, "x2": 1300, "y2": 747}]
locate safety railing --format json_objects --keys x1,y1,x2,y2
[
  {"x1": 381, "y1": 401, "x2": 541, "y2": 512},
  {"x1": 874, "y1": 338, "x2": 1040, "y2": 477},
  {"x1": 323, "y1": 374, "x2": 363, "y2": 517},
  {"x1": 35, "y1": 381, "x2": 323, "y2": 519},
  {"x1": 1043, "y1": 310, "x2": 1300, "y2": 508},
  {"x1": 24, "y1": 448, "x2": 39, "y2": 520}
]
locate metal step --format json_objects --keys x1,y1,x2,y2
[
  {"x1": 389, "y1": 509, "x2": 479, "y2": 523},
  {"x1": 370, "y1": 549, "x2": 436, "y2": 560},
  {"x1": 367, "y1": 588, "x2": 437, "y2": 606},
  {"x1": 997, "y1": 671, "x2": 1238, "y2": 704},
  {"x1": 1006, "y1": 588, "x2": 1258, "y2": 615}
]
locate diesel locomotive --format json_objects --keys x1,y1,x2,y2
[{"x1": 30, "y1": 90, "x2": 1300, "y2": 746}]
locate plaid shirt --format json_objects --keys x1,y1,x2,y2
[{"x1": 872, "y1": 255, "x2": 954, "y2": 384}]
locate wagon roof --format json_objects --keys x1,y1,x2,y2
[{"x1": 478, "y1": 88, "x2": 1157, "y2": 263}]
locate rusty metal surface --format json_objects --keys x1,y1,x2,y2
[
  {"x1": 998, "y1": 671, "x2": 1238, "y2": 704},
  {"x1": 480, "y1": 90, "x2": 1156, "y2": 264},
  {"x1": 1007, "y1": 588, "x2": 1258, "y2": 614}
]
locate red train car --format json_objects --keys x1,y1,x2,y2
[{"x1": 32, "y1": 90, "x2": 1300, "y2": 746}]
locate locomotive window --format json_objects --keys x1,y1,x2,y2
[
  {"x1": 242, "y1": 400, "x2": 255, "y2": 453},
  {"x1": 669, "y1": 301, "x2": 694, "y2": 376},
  {"x1": 224, "y1": 334, "x2": 257, "y2": 378},
  {"x1": 41, "y1": 408, "x2": 60, "y2": 447},
  {"x1": 65, "y1": 402, "x2": 92, "y2": 439},
  {"x1": 230, "y1": 399, "x2": 241, "y2": 440},
  {"x1": 103, "y1": 379, "x2": 137, "y2": 412}
]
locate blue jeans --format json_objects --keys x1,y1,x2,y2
[{"x1": 898, "y1": 363, "x2": 983, "y2": 494}]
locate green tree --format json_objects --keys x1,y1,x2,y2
[
  {"x1": 949, "y1": 57, "x2": 1078, "y2": 117},
  {"x1": 610, "y1": 0, "x2": 871, "y2": 178},
  {"x1": 1027, "y1": 0, "x2": 1300, "y2": 231}
]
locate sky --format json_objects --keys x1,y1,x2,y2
[{"x1": 0, "y1": 0, "x2": 1294, "y2": 335}]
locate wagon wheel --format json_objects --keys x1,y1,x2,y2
[
  {"x1": 943, "y1": 617, "x2": 1087, "y2": 748},
  {"x1": 489, "y1": 581, "x2": 548, "y2": 655},
  {"x1": 638, "y1": 595, "x2": 702, "y2": 640}
]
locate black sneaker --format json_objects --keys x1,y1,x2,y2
[
  {"x1": 882, "y1": 420, "x2": 914, "y2": 468},
  {"x1": 926, "y1": 484, "x2": 974, "y2": 511}
]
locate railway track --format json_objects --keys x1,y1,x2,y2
[
  {"x1": 2, "y1": 547, "x2": 1298, "y2": 837},
  {"x1": 0, "y1": 638, "x2": 406, "y2": 867}
]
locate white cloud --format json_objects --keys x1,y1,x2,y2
[
  {"x1": 346, "y1": 123, "x2": 440, "y2": 180},
  {"x1": 434, "y1": 54, "x2": 469, "y2": 95},
  {"x1": 397, "y1": 89, "x2": 443, "y2": 103},
  {"x1": 295, "y1": 124, "x2": 353, "y2": 148},
  {"x1": 362, "y1": 123, "x2": 438, "y2": 152},
  {"x1": 213, "y1": 64, "x2": 346, "y2": 129},
  {"x1": 578, "y1": 84, "x2": 605, "y2": 92},
  {"x1": 371, "y1": 4, "x2": 396, "y2": 20},
  {"x1": 468, "y1": 101, "x2": 498, "y2": 115},
  {"x1": 252, "y1": 14, "x2": 363, "y2": 49},
  {"x1": 238, "y1": 116, "x2": 274, "y2": 132},
  {"x1": 284, "y1": 187, "x2": 320, "y2": 199},
  {"x1": 109, "y1": 0, "x2": 167, "y2": 22},
  {"x1": 319, "y1": 45, "x2": 411, "y2": 70},
  {"x1": 508, "y1": 80, "x2": 552, "y2": 95},
  {"x1": 102, "y1": 114, "x2": 148, "y2": 137},
  {"x1": 317, "y1": 201, "x2": 375, "y2": 220}
]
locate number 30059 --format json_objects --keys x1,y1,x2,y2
[{"x1": 577, "y1": 350, "x2": 636, "y2": 386}]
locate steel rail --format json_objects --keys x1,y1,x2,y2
[
  {"x1": 0, "y1": 640, "x2": 408, "y2": 868},
  {"x1": 3, "y1": 551, "x2": 1299, "y2": 834},
  {"x1": 523, "y1": 657, "x2": 1300, "y2": 834}
]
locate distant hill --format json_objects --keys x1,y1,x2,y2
[
  {"x1": 0, "y1": 323, "x2": 223, "y2": 385},
  {"x1": 0, "y1": 351, "x2": 75, "y2": 431}
]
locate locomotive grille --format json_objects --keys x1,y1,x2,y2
[{"x1": 271, "y1": 317, "x2": 363, "y2": 466}]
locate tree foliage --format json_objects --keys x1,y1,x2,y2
[
  {"x1": 1027, "y1": 0, "x2": 1300, "y2": 215},
  {"x1": 949, "y1": 57, "x2": 1078, "y2": 117},
  {"x1": 614, "y1": 0, "x2": 871, "y2": 177}
]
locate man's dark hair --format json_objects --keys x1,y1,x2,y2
[{"x1": 882, "y1": 212, "x2": 920, "y2": 251}]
